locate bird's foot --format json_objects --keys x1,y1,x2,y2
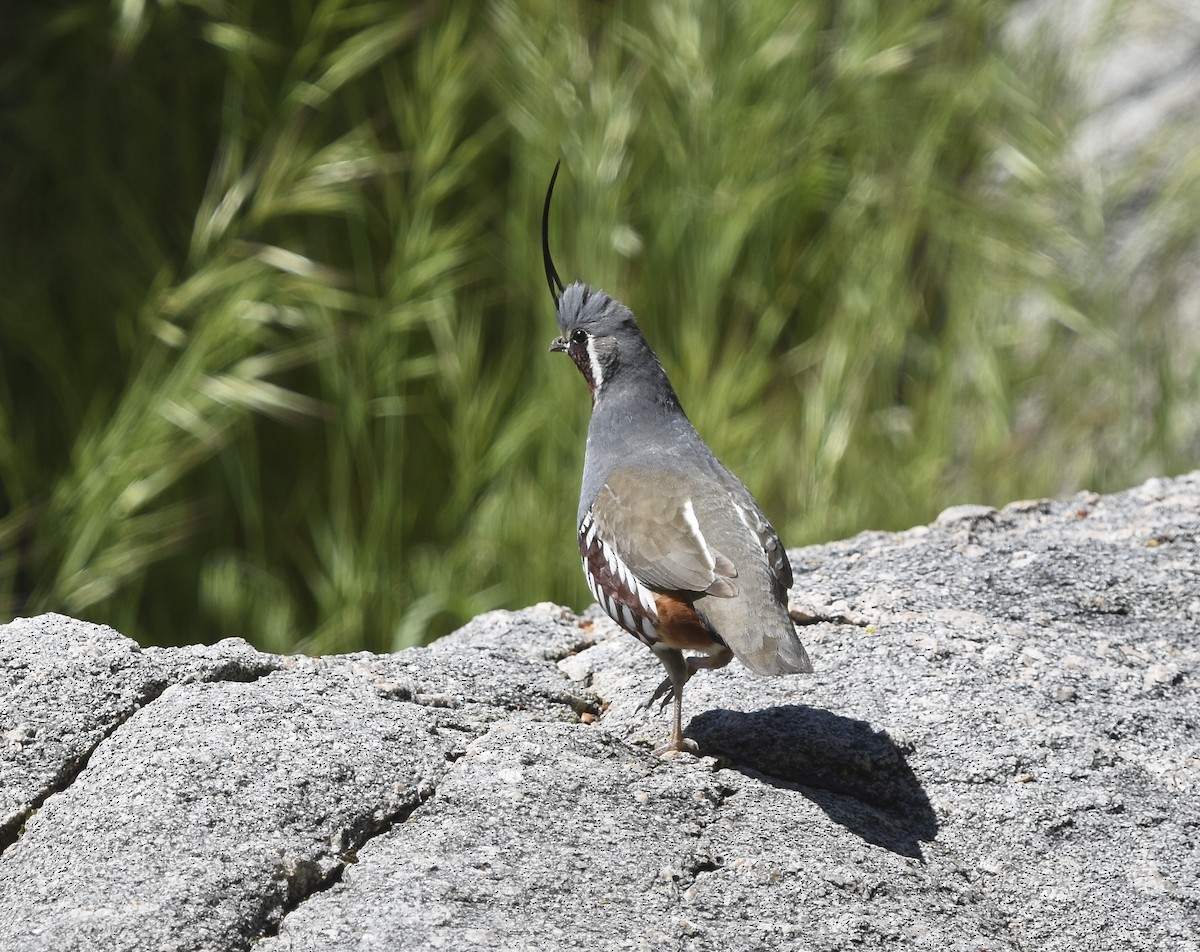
[
  {"x1": 653, "y1": 735, "x2": 699, "y2": 757},
  {"x1": 636, "y1": 675, "x2": 675, "y2": 714}
]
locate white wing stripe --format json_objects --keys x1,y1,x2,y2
[
  {"x1": 732, "y1": 499, "x2": 756, "y2": 536},
  {"x1": 680, "y1": 497, "x2": 716, "y2": 571}
]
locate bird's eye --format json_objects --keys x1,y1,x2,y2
[{"x1": 570, "y1": 329, "x2": 588, "y2": 347}]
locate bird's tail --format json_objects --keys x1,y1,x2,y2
[{"x1": 697, "y1": 595, "x2": 813, "y2": 676}]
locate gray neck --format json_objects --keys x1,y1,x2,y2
[{"x1": 577, "y1": 354, "x2": 709, "y2": 520}]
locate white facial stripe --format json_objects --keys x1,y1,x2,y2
[
  {"x1": 681, "y1": 498, "x2": 716, "y2": 570},
  {"x1": 585, "y1": 336, "x2": 605, "y2": 393}
]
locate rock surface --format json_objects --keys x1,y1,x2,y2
[{"x1": 1, "y1": 472, "x2": 1198, "y2": 951}]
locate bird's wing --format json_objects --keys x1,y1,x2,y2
[
  {"x1": 589, "y1": 468, "x2": 740, "y2": 598},
  {"x1": 719, "y1": 478, "x2": 793, "y2": 595}
]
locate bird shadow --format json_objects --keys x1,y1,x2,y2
[{"x1": 686, "y1": 705, "x2": 937, "y2": 860}]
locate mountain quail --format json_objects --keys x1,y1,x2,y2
[{"x1": 542, "y1": 163, "x2": 813, "y2": 754}]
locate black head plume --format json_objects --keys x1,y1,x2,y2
[{"x1": 542, "y1": 161, "x2": 566, "y2": 307}]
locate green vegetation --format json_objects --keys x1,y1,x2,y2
[{"x1": 2, "y1": 0, "x2": 1196, "y2": 652}]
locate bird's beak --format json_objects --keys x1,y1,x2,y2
[{"x1": 549, "y1": 336, "x2": 568, "y2": 353}]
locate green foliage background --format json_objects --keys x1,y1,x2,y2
[{"x1": 1, "y1": 0, "x2": 1197, "y2": 652}]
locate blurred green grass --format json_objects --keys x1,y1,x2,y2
[{"x1": 1, "y1": 0, "x2": 1196, "y2": 652}]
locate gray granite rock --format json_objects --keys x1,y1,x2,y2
[
  {"x1": 0, "y1": 606, "x2": 588, "y2": 950},
  {"x1": 0, "y1": 613, "x2": 276, "y2": 850},
  {"x1": 1, "y1": 473, "x2": 1197, "y2": 951}
]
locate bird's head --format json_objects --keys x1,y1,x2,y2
[{"x1": 542, "y1": 163, "x2": 659, "y2": 405}]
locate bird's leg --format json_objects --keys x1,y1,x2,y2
[
  {"x1": 663, "y1": 647, "x2": 734, "y2": 753},
  {"x1": 634, "y1": 647, "x2": 706, "y2": 755},
  {"x1": 662, "y1": 684, "x2": 693, "y2": 756},
  {"x1": 639, "y1": 645, "x2": 735, "y2": 714},
  {"x1": 633, "y1": 648, "x2": 691, "y2": 754},
  {"x1": 639, "y1": 646, "x2": 736, "y2": 755},
  {"x1": 639, "y1": 648, "x2": 688, "y2": 712}
]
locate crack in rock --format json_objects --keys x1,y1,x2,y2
[
  {"x1": 251, "y1": 775, "x2": 441, "y2": 947},
  {"x1": 788, "y1": 605, "x2": 873, "y2": 627},
  {"x1": 0, "y1": 659, "x2": 281, "y2": 855},
  {"x1": 672, "y1": 776, "x2": 738, "y2": 895}
]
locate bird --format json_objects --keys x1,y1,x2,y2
[{"x1": 542, "y1": 162, "x2": 813, "y2": 754}]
